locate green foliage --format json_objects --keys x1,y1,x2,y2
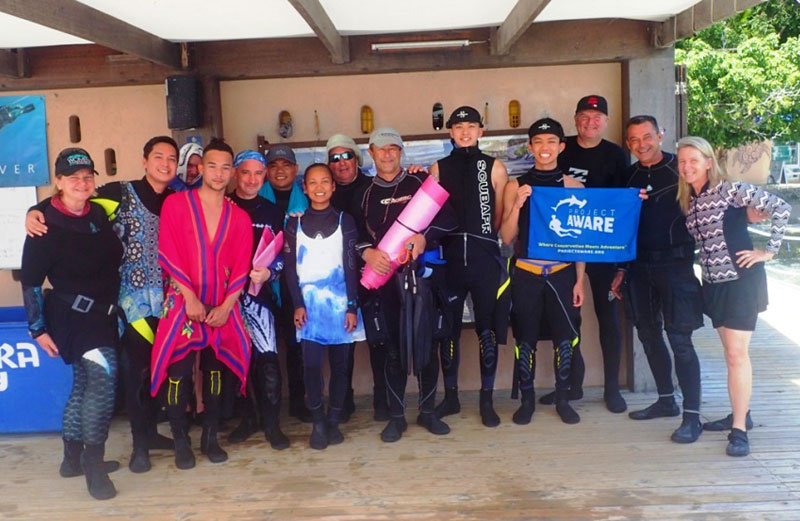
[{"x1": 675, "y1": 0, "x2": 800, "y2": 149}]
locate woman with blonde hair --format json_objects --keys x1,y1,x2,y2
[{"x1": 677, "y1": 135, "x2": 791, "y2": 456}]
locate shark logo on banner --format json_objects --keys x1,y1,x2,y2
[{"x1": 527, "y1": 187, "x2": 642, "y2": 262}]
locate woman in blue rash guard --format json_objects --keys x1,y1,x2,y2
[{"x1": 284, "y1": 163, "x2": 365, "y2": 449}]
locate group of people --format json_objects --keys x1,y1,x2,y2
[{"x1": 20, "y1": 94, "x2": 790, "y2": 501}]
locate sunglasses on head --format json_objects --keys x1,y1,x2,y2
[{"x1": 328, "y1": 151, "x2": 355, "y2": 163}]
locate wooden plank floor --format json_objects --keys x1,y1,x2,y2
[{"x1": 3, "y1": 318, "x2": 800, "y2": 520}]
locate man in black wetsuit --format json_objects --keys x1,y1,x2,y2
[
  {"x1": 426, "y1": 106, "x2": 509, "y2": 427},
  {"x1": 500, "y1": 118, "x2": 585, "y2": 426},
  {"x1": 26, "y1": 136, "x2": 180, "y2": 473},
  {"x1": 355, "y1": 127, "x2": 458, "y2": 442},
  {"x1": 226, "y1": 150, "x2": 290, "y2": 449},
  {"x1": 543, "y1": 94, "x2": 629, "y2": 413},
  {"x1": 610, "y1": 115, "x2": 704, "y2": 443},
  {"x1": 257, "y1": 145, "x2": 312, "y2": 422}
]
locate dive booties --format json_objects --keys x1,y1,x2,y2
[
  {"x1": 628, "y1": 397, "x2": 680, "y2": 420},
  {"x1": 555, "y1": 389, "x2": 580, "y2": 424},
  {"x1": 704, "y1": 411, "x2": 754, "y2": 431},
  {"x1": 416, "y1": 412, "x2": 450, "y2": 435},
  {"x1": 200, "y1": 426, "x2": 228, "y2": 463},
  {"x1": 228, "y1": 414, "x2": 259, "y2": 444},
  {"x1": 380, "y1": 417, "x2": 408, "y2": 443},
  {"x1": 434, "y1": 386, "x2": 461, "y2": 419},
  {"x1": 671, "y1": 413, "x2": 703, "y2": 444},
  {"x1": 128, "y1": 446, "x2": 151, "y2": 474},
  {"x1": 81, "y1": 443, "x2": 117, "y2": 500},
  {"x1": 309, "y1": 406, "x2": 328, "y2": 450},
  {"x1": 60, "y1": 439, "x2": 120, "y2": 478},
  {"x1": 479, "y1": 389, "x2": 500, "y2": 427},
  {"x1": 726, "y1": 428, "x2": 750, "y2": 457},
  {"x1": 512, "y1": 389, "x2": 536, "y2": 425}
]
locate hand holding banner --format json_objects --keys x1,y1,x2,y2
[{"x1": 527, "y1": 187, "x2": 642, "y2": 262}]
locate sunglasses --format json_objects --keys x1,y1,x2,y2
[{"x1": 328, "y1": 151, "x2": 355, "y2": 163}]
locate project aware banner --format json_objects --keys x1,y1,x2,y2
[{"x1": 527, "y1": 187, "x2": 642, "y2": 263}]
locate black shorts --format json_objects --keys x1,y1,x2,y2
[{"x1": 702, "y1": 265, "x2": 768, "y2": 331}]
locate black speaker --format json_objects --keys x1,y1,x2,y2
[{"x1": 166, "y1": 76, "x2": 202, "y2": 130}]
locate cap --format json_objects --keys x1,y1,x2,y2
[
  {"x1": 446, "y1": 106, "x2": 483, "y2": 128},
  {"x1": 527, "y1": 118, "x2": 565, "y2": 141},
  {"x1": 55, "y1": 148, "x2": 97, "y2": 176},
  {"x1": 326, "y1": 134, "x2": 363, "y2": 166},
  {"x1": 368, "y1": 127, "x2": 404, "y2": 149},
  {"x1": 264, "y1": 144, "x2": 296, "y2": 165},
  {"x1": 575, "y1": 95, "x2": 608, "y2": 115}
]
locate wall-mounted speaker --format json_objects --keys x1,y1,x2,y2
[{"x1": 166, "y1": 76, "x2": 202, "y2": 130}]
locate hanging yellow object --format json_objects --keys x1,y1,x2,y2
[
  {"x1": 361, "y1": 105, "x2": 374, "y2": 134},
  {"x1": 508, "y1": 100, "x2": 521, "y2": 128}
]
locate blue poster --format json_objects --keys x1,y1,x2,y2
[
  {"x1": 0, "y1": 95, "x2": 49, "y2": 187},
  {"x1": 527, "y1": 187, "x2": 642, "y2": 262}
]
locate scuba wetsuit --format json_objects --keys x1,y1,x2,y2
[{"x1": 511, "y1": 168, "x2": 581, "y2": 414}]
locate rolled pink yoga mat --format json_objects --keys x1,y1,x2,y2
[{"x1": 360, "y1": 176, "x2": 449, "y2": 289}]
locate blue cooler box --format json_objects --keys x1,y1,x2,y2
[{"x1": 0, "y1": 307, "x2": 72, "y2": 433}]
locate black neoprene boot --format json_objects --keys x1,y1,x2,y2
[
  {"x1": 128, "y1": 439, "x2": 151, "y2": 474},
  {"x1": 81, "y1": 444, "x2": 116, "y2": 500},
  {"x1": 671, "y1": 413, "x2": 702, "y2": 444},
  {"x1": 228, "y1": 414, "x2": 259, "y2": 444},
  {"x1": 258, "y1": 355, "x2": 290, "y2": 450},
  {"x1": 416, "y1": 411, "x2": 450, "y2": 435},
  {"x1": 172, "y1": 432, "x2": 195, "y2": 470},
  {"x1": 513, "y1": 389, "x2": 536, "y2": 425},
  {"x1": 434, "y1": 387, "x2": 461, "y2": 419},
  {"x1": 556, "y1": 389, "x2": 581, "y2": 424},
  {"x1": 479, "y1": 389, "x2": 500, "y2": 427},
  {"x1": 380, "y1": 416, "x2": 408, "y2": 443},
  {"x1": 60, "y1": 439, "x2": 120, "y2": 478},
  {"x1": 373, "y1": 386, "x2": 390, "y2": 422},
  {"x1": 309, "y1": 406, "x2": 328, "y2": 450},
  {"x1": 340, "y1": 389, "x2": 356, "y2": 424},
  {"x1": 200, "y1": 426, "x2": 228, "y2": 463},
  {"x1": 628, "y1": 396, "x2": 680, "y2": 420}
]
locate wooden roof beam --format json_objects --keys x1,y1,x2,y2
[
  {"x1": 654, "y1": 0, "x2": 767, "y2": 48},
  {"x1": 490, "y1": 0, "x2": 551, "y2": 55},
  {"x1": 0, "y1": 0, "x2": 182, "y2": 69},
  {"x1": 288, "y1": 0, "x2": 349, "y2": 64}
]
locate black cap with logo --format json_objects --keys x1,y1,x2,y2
[
  {"x1": 446, "y1": 106, "x2": 483, "y2": 128},
  {"x1": 54, "y1": 148, "x2": 98, "y2": 176},
  {"x1": 527, "y1": 118, "x2": 565, "y2": 141},
  {"x1": 575, "y1": 95, "x2": 608, "y2": 115}
]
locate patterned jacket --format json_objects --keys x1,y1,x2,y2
[{"x1": 686, "y1": 180, "x2": 791, "y2": 283}]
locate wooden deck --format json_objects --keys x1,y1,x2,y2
[{"x1": 2, "y1": 313, "x2": 800, "y2": 520}]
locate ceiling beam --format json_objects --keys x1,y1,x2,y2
[
  {"x1": 654, "y1": 0, "x2": 767, "y2": 48},
  {"x1": 287, "y1": 0, "x2": 349, "y2": 64},
  {"x1": 491, "y1": 0, "x2": 551, "y2": 55},
  {"x1": 1, "y1": 19, "x2": 655, "y2": 91},
  {"x1": 0, "y1": 0, "x2": 182, "y2": 69}
]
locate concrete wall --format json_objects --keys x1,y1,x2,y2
[{"x1": 220, "y1": 63, "x2": 624, "y2": 149}]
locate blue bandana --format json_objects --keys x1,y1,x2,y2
[{"x1": 233, "y1": 149, "x2": 266, "y2": 168}]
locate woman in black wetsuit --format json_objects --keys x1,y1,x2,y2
[{"x1": 20, "y1": 148, "x2": 123, "y2": 500}]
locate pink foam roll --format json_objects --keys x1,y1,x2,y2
[
  {"x1": 361, "y1": 176, "x2": 449, "y2": 290},
  {"x1": 249, "y1": 230, "x2": 284, "y2": 296}
]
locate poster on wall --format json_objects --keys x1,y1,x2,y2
[
  {"x1": 0, "y1": 95, "x2": 49, "y2": 187},
  {"x1": 291, "y1": 134, "x2": 535, "y2": 179},
  {"x1": 0, "y1": 186, "x2": 38, "y2": 270}
]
